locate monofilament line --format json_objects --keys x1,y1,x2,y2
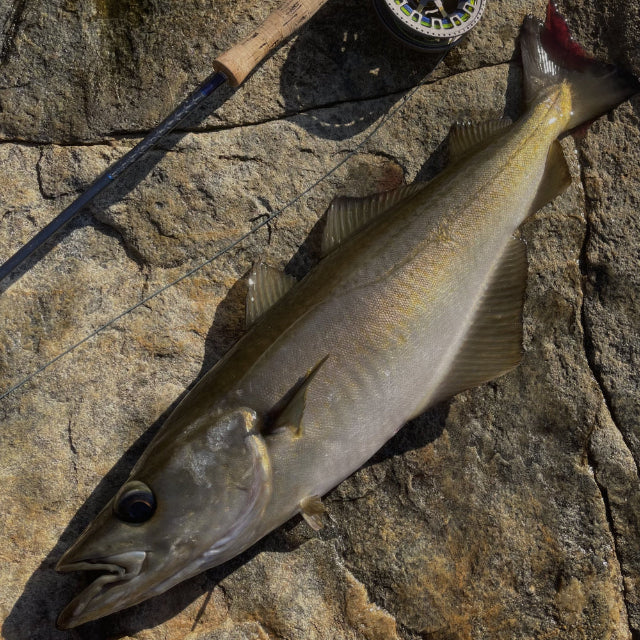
[{"x1": 0, "y1": 66, "x2": 444, "y2": 403}]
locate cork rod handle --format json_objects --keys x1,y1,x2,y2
[{"x1": 213, "y1": 0, "x2": 329, "y2": 86}]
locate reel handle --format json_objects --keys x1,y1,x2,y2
[{"x1": 213, "y1": 0, "x2": 329, "y2": 86}]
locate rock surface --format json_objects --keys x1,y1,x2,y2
[{"x1": 0, "y1": 1, "x2": 639, "y2": 639}]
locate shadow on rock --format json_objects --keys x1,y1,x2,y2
[
  {"x1": 279, "y1": 1, "x2": 448, "y2": 141},
  {"x1": 197, "y1": 191, "x2": 330, "y2": 378}
]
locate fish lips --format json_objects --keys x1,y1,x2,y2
[{"x1": 55, "y1": 550, "x2": 147, "y2": 629}]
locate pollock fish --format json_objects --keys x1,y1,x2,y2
[{"x1": 56, "y1": 4, "x2": 637, "y2": 628}]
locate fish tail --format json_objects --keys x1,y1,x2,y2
[{"x1": 521, "y1": 2, "x2": 639, "y2": 132}]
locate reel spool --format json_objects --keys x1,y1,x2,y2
[{"x1": 373, "y1": 0, "x2": 487, "y2": 51}]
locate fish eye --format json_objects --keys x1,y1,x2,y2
[{"x1": 113, "y1": 481, "x2": 156, "y2": 523}]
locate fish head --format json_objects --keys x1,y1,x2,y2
[{"x1": 56, "y1": 407, "x2": 271, "y2": 628}]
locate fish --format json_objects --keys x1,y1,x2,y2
[{"x1": 55, "y1": 3, "x2": 638, "y2": 629}]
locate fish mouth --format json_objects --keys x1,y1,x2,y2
[{"x1": 56, "y1": 551, "x2": 147, "y2": 629}]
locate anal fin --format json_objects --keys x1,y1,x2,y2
[
  {"x1": 529, "y1": 140, "x2": 571, "y2": 215},
  {"x1": 432, "y1": 238, "x2": 527, "y2": 404}
]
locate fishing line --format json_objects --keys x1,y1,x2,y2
[{"x1": 0, "y1": 59, "x2": 445, "y2": 404}]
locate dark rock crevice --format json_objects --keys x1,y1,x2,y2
[
  {"x1": 584, "y1": 441, "x2": 633, "y2": 634},
  {"x1": 0, "y1": 59, "x2": 513, "y2": 149},
  {"x1": 34, "y1": 147, "x2": 53, "y2": 202},
  {"x1": 578, "y1": 162, "x2": 640, "y2": 482},
  {"x1": 0, "y1": 0, "x2": 27, "y2": 67},
  {"x1": 578, "y1": 161, "x2": 640, "y2": 638},
  {"x1": 66, "y1": 417, "x2": 79, "y2": 487}
]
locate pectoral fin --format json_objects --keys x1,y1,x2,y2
[
  {"x1": 300, "y1": 495, "x2": 326, "y2": 531},
  {"x1": 263, "y1": 355, "x2": 329, "y2": 438},
  {"x1": 431, "y1": 238, "x2": 527, "y2": 404}
]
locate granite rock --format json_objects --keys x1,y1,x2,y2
[{"x1": 0, "y1": 1, "x2": 639, "y2": 639}]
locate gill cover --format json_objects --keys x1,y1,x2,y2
[{"x1": 56, "y1": 407, "x2": 271, "y2": 629}]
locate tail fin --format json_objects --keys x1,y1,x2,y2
[{"x1": 521, "y1": 2, "x2": 639, "y2": 132}]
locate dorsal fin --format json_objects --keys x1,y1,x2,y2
[
  {"x1": 321, "y1": 184, "x2": 425, "y2": 256},
  {"x1": 431, "y1": 237, "x2": 527, "y2": 404},
  {"x1": 246, "y1": 263, "x2": 296, "y2": 328},
  {"x1": 448, "y1": 119, "x2": 513, "y2": 161},
  {"x1": 529, "y1": 140, "x2": 571, "y2": 215}
]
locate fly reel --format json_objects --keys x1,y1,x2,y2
[{"x1": 373, "y1": 0, "x2": 487, "y2": 51}]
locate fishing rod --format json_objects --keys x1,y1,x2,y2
[
  {"x1": 0, "y1": 0, "x2": 328, "y2": 284},
  {"x1": 0, "y1": 0, "x2": 486, "y2": 285}
]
